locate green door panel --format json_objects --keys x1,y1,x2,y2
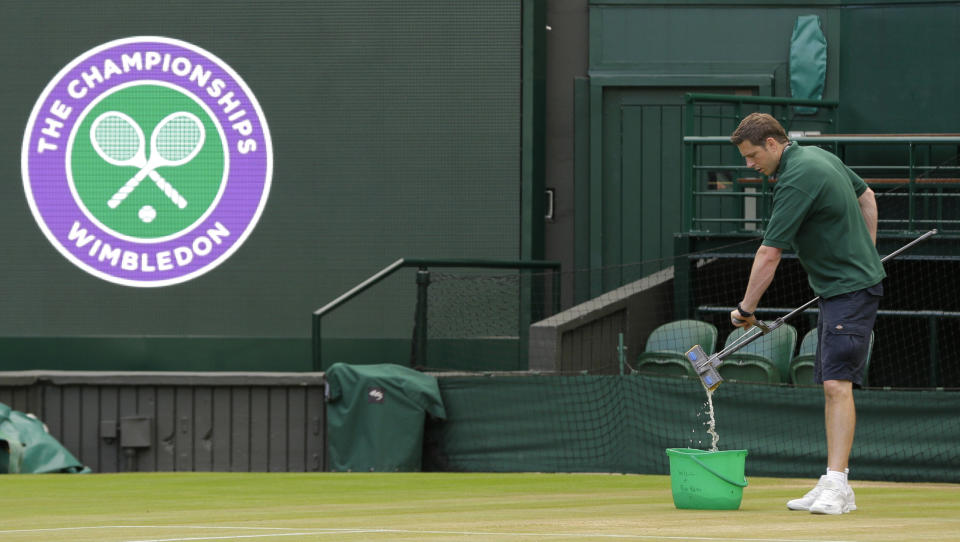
[{"x1": 599, "y1": 87, "x2": 755, "y2": 293}]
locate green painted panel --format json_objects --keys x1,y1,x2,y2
[
  {"x1": 839, "y1": 5, "x2": 960, "y2": 132},
  {"x1": 622, "y1": 104, "x2": 675, "y2": 281},
  {"x1": 590, "y1": 5, "x2": 833, "y2": 75},
  {"x1": 600, "y1": 91, "x2": 625, "y2": 290},
  {"x1": 600, "y1": 87, "x2": 754, "y2": 293},
  {"x1": 573, "y1": 78, "x2": 592, "y2": 304},
  {"x1": 621, "y1": 105, "x2": 647, "y2": 281},
  {"x1": 321, "y1": 338, "x2": 521, "y2": 372},
  {"x1": 0, "y1": 337, "x2": 519, "y2": 372},
  {"x1": 0, "y1": 338, "x2": 312, "y2": 372}
]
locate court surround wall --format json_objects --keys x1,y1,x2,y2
[
  {"x1": 3, "y1": 372, "x2": 956, "y2": 482},
  {"x1": 0, "y1": 372, "x2": 326, "y2": 473}
]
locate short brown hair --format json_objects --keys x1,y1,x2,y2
[{"x1": 730, "y1": 112, "x2": 789, "y2": 146}]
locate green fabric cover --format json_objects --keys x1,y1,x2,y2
[
  {"x1": 325, "y1": 363, "x2": 446, "y2": 472},
  {"x1": 790, "y1": 15, "x2": 827, "y2": 114},
  {"x1": 425, "y1": 375, "x2": 960, "y2": 483},
  {"x1": 0, "y1": 403, "x2": 88, "y2": 474}
]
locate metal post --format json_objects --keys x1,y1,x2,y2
[
  {"x1": 929, "y1": 315, "x2": 940, "y2": 388},
  {"x1": 311, "y1": 313, "x2": 322, "y2": 371},
  {"x1": 552, "y1": 266, "x2": 561, "y2": 316},
  {"x1": 684, "y1": 98, "x2": 696, "y2": 232},
  {"x1": 673, "y1": 233, "x2": 692, "y2": 319},
  {"x1": 520, "y1": 268, "x2": 532, "y2": 368},
  {"x1": 617, "y1": 333, "x2": 626, "y2": 376},
  {"x1": 908, "y1": 143, "x2": 916, "y2": 231},
  {"x1": 410, "y1": 267, "x2": 430, "y2": 367}
]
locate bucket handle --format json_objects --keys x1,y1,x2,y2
[{"x1": 688, "y1": 454, "x2": 748, "y2": 488}]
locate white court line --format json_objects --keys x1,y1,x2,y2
[
  {"x1": 125, "y1": 533, "x2": 362, "y2": 542},
  {"x1": 0, "y1": 526, "x2": 286, "y2": 534},
  {"x1": 0, "y1": 525, "x2": 859, "y2": 542}
]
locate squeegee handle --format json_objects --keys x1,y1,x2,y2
[
  {"x1": 778, "y1": 229, "x2": 936, "y2": 321},
  {"x1": 713, "y1": 328, "x2": 765, "y2": 361},
  {"x1": 715, "y1": 229, "x2": 937, "y2": 362},
  {"x1": 879, "y1": 229, "x2": 937, "y2": 263}
]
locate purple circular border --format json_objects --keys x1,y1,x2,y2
[{"x1": 23, "y1": 37, "x2": 272, "y2": 287}]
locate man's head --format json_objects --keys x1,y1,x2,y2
[{"x1": 730, "y1": 113, "x2": 790, "y2": 176}]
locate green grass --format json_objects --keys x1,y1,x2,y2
[{"x1": 0, "y1": 473, "x2": 957, "y2": 541}]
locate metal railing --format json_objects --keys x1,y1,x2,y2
[
  {"x1": 311, "y1": 258, "x2": 561, "y2": 370},
  {"x1": 682, "y1": 94, "x2": 960, "y2": 234},
  {"x1": 682, "y1": 94, "x2": 839, "y2": 234}
]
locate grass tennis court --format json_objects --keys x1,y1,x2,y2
[{"x1": 1, "y1": 473, "x2": 957, "y2": 541}]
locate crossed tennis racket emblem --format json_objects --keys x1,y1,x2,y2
[{"x1": 90, "y1": 111, "x2": 206, "y2": 211}]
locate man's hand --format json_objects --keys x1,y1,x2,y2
[{"x1": 730, "y1": 305, "x2": 757, "y2": 329}]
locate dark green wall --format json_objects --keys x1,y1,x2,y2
[
  {"x1": 839, "y1": 4, "x2": 960, "y2": 132},
  {"x1": 0, "y1": 1, "x2": 526, "y2": 370}
]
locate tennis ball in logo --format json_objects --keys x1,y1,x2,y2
[
  {"x1": 70, "y1": 84, "x2": 225, "y2": 239},
  {"x1": 139, "y1": 205, "x2": 157, "y2": 223}
]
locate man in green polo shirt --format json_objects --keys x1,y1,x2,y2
[{"x1": 729, "y1": 113, "x2": 885, "y2": 515}]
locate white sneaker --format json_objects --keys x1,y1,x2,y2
[
  {"x1": 809, "y1": 477, "x2": 857, "y2": 515},
  {"x1": 786, "y1": 475, "x2": 829, "y2": 511}
]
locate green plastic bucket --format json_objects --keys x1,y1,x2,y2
[{"x1": 665, "y1": 448, "x2": 748, "y2": 510}]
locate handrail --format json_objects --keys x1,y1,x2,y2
[
  {"x1": 313, "y1": 258, "x2": 406, "y2": 319},
  {"x1": 684, "y1": 133, "x2": 960, "y2": 233},
  {"x1": 685, "y1": 93, "x2": 839, "y2": 107},
  {"x1": 311, "y1": 258, "x2": 561, "y2": 370},
  {"x1": 683, "y1": 94, "x2": 840, "y2": 234},
  {"x1": 686, "y1": 135, "x2": 960, "y2": 143}
]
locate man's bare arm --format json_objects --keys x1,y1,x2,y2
[
  {"x1": 739, "y1": 245, "x2": 783, "y2": 313},
  {"x1": 859, "y1": 187, "x2": 878, "y2": 245}
]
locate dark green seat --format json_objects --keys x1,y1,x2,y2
[
  {"x1": 719, "y1": 324, "x2": 797, "y2": 384},
  {"x1": 717, "y1": 352, "x2": 782, "y2": 384},
  {"x1": 788, "y1": 328, "x2": 819, "y2": 386},
  {"x1": 635, "y1": 320, "x2": 718, "y2": 378}
]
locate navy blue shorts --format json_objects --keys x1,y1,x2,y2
[{"x1": 815, "y1": 282, "x2": 883, "y2": 386}]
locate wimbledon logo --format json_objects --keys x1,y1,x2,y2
[{"x1": 22, "y1": 37, "x2": 272, "y2": 287}]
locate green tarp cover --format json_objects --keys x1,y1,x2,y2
[
  {"x1": 425, "y1": 375, "x2": 960, "y2": 483},
  {"x1": 790, "y1": 15, "x2": 827, "y2": 114},
  {"x1": 326, "y1": 363, "x2": 446, "y2": 472},
  {"x1": 0, "y1": 403, "x2": 88, "y2": 474}
]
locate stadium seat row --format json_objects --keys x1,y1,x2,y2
[{"x1": 634, "y1": 319, "x2": 874, "y2": 386}]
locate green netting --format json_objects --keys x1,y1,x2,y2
[{"x1": 425, "y1": 374, "x2": 960, "y2": 483}]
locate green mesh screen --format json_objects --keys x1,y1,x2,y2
[
  {"x1": 427, "y1": 271, "x2": 522, "y2": 340},
  {"x1": 425, "y1": 374, "x2": 960, "y2": 483},
  {"x1": 318, "y1": 265, "x2": 560, "y2": 371}
]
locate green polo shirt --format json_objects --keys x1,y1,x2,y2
[{"x1": 762, "y1": 143, "x2": 885, "y2": 298}]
